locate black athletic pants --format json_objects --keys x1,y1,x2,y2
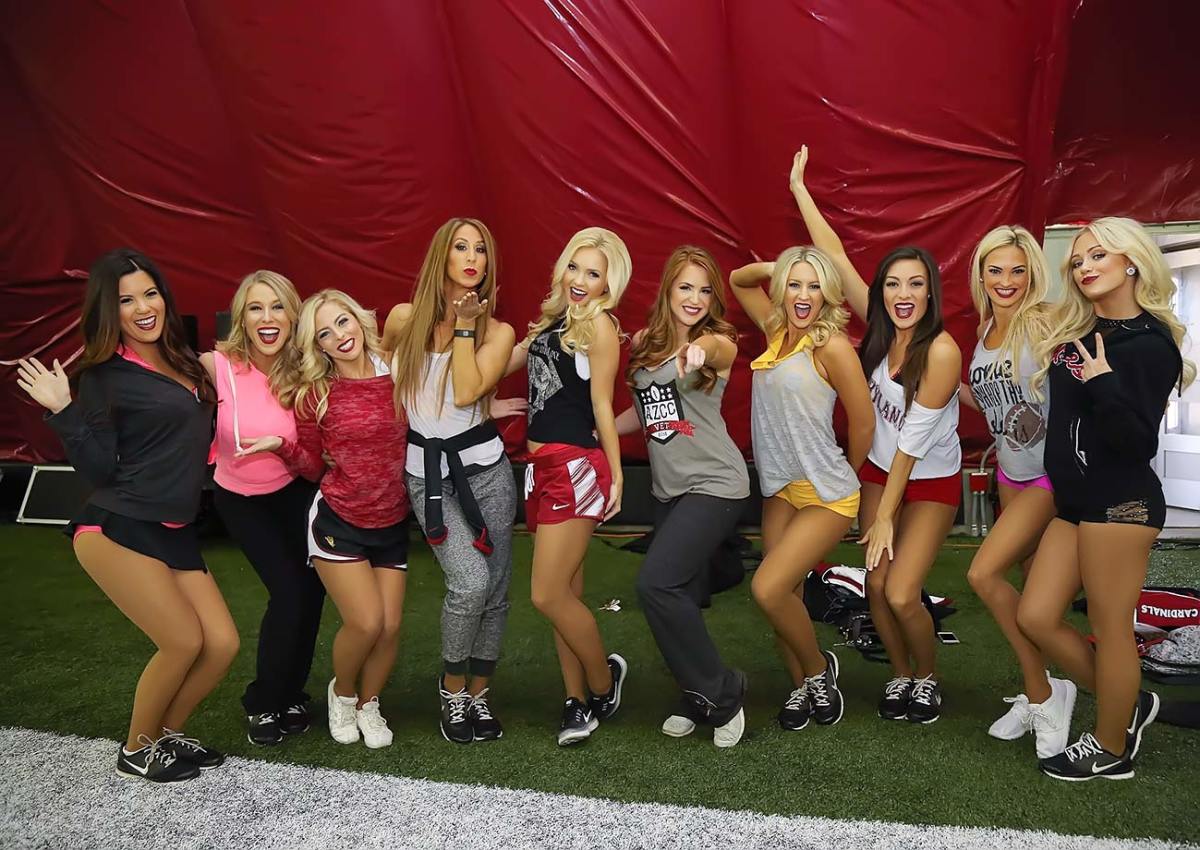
[
  {"x1": 214, "y1": 478, "x2": 325, "y2": 715},
  {"x1": 635, "y1": 493, "x2": 748, "y2": 726}
]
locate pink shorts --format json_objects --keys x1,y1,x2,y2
[{"x1": 996, "y1": 469, "x2": 1053, "y2": 493}]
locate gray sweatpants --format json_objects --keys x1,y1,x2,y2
[{"x1": 405, "y1": 457, "x2": 516, "y2": 675}]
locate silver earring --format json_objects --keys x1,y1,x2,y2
[{"x1": 1126, "y1": 266, "x2": 1138, "y2": 277}]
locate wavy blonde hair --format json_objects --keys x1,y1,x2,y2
[
  {"x1": 1032, "y1": 217, "x2": 1195, "y2": 397},
  {"x1": 968, "y1": 225, "x2": 1054, "y2": 376},
  {"x1": 216, "y1": 270, "x2": 303, "y2": 399},
  {"x1": 527, "y1": 227, "x2": 632, "y2": 354},
  {"x1": 765, "y1": 246, "x2": 848, "y2": 348},
  {"x1": 392, "y1": 218, "x2": 498, "y2": 415},
  {"x1": 280, "y1": 289, "x2": 387, "y2": 422}
]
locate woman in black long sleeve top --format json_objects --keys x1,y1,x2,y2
[
  {"x1": 1017, "y1": 218, "x2": 1193, "y2": 782},
  {"x1": 17, "y1": 249, "x2": 237, "y2": 785}
]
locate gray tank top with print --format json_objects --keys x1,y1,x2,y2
[{"x1": 631, "y1": 359, "x2": 750, "y2": 502}]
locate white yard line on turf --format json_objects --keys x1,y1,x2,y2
[{"x1": 0, "y1": 727, "x2": 1190, "y2": 850}]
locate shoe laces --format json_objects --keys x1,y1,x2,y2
[
  {"x1": 806, "y1": 673, "x2": 831, "y2": 708},
  {"x1": 1002, "y1": 694, "x2": 1033, "y2": 729},
  {"x1": 1065, "y1": 732, "x2": 1104, "y2": 763},
  {"x1": 883, "y1": 676, "x2": 912, "y2": 700},
  {"x1": 562, "y1": 699, "x2": 590, "y2": 727},
  {"x1": 136, "y1": 733, "x2": 178, "y2": 768},
  {"x1": 909, "y1": 676, "x2": 938, "y2": 706},
  {"x1": 161, "y1": 727, "x2": 204, "y2": 754},
  {"x1": 471, "y1": 689, "x2": 494, "y2": 722},
  {"x1": 358, "y1": 698, "x2": 389, "y2": 732},
  {"x1": 254, "y1": 711, "x2": 279, "y2": 726},
  {"x1": 285, "y1": 703, "x2": 306, "y2": 717},
  {"x1": 441, "y1": 686, "x2": 470, "y2": 725},
  {"x1": 1027, "y1": 702, "x2": 1058, "y2": 733},
  {"x1": 783, "y1": 685, "x2": 808, "y2": 711}
]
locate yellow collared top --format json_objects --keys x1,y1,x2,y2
[{"x1": 749, "y1": 331, "x2": 814, "y2": 371}]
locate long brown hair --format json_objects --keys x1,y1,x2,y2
[
  {"x1": 627, "y1": 246, "x2": 736, "y2": 393},
  {"x1": 858, "y1": 246, "x2": 944, "y2": 410},
  {"x1": 77, "y1": 248, "x2": 214, "y2": 402},
  {"x1": 392, "y1": 218, "x2": 498, "y2": 415}
]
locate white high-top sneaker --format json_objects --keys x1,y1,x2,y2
[
  {"x1": 327, "y1": 678, "x2": 361, "y2": 745},
  {"x1": 356, "y1": 697, "x2": 393, "y2": 749},
  {"x1": 1030, "y1": 677, "x2": 1077, "y2": 758}
]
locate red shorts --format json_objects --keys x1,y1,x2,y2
[
  {"x1": 523, "y1": 443, "x2": 612, "y2": 532},
  {"x1": 858, "y1": 460, "x2": 961, "y2": 507}
]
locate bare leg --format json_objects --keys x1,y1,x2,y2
[
  {"x1": 760, "y1": 497, "x2": 806, "y2": 685},
  {"x1": 161, "y1": 570, "x2": 241, "y2": 731},
  {"x1": 1078, "y1": 522, "x2": 1157, "y2": 755},
  {"x1": 530, "y1": 519, "x2": 611, "y2": 699},
  {"x1": 1016, "y1": 520, "x2": 1095, "y2": 690},
  {"x1": 883, "y1": 501, "x2": 957, "y2": 679},
  {"x1": 314, "y1": 558, "x2": 383, "y2": 699},
  {"x1": 967, "y1": 485, "x2": 1055, "y2": 701},
  {"x1": 74, "y1": 533, "x2": 204, "y2": 748},
  {"x1": 359, "y1": 567, "x2": 407, "y2": 704},
  {"x1": 859, "y1": 483, "x2": 912, "y2": 676}
]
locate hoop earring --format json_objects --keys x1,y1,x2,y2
[{"x1": 1126, "y1": 266, "x2": 1138, "y2": 277}]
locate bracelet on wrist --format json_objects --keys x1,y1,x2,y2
[{"x1": 453, "y1": 328, "x2": 476, "y2": 339}]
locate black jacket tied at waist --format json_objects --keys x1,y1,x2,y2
[{"x1": 408, "y1": 419, "x2": 501, "y2": 555}]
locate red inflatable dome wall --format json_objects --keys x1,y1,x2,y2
[{"x1": 3, "y1": 0, "x2": 1198, "y2": 464}]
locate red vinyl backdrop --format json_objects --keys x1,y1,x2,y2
[{"x1": 2, "y1": 0, "x2": 1198, "y2": 465}]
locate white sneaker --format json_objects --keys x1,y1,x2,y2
[
  {"x1": 327, "y1": 677, "x2": 360, "y2": 744},
  {"x1": 713, "y1": 708, "x2": 745, "y2": 748},
  {"x1": 661, "y1": 715, "x2": 696, "y2": 738},
  {"x1": 988, "y1": 693, "x2": 1033, "y2": 741},
  {"x1": 1030, "y1": 677, "x2": 1077, "y2": 759},
  {"x1": 357, "y1": 697, "x2": 393, "y2": 749}
]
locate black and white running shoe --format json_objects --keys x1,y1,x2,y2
[
  {"x1": 116, "y1": 734, "x2": 200, "y2": 784},
  {"x1": 557, "y1": 698, "x2": 599, "y2": 746},
  {"x1": 280, "y1": 701, "x2": 311, "y2": 736},
  {"x1": 439, "y1": 677, "x2": 473, "y2": 744},
  {"x1": 470, "y1": 688, "x2": 504, "y2": 741},
  {"x1": 778, "y1": 684, "x2": 810, "y2": 731},
  {"x1": 1126, "y1": 689, "x2": 1160, "y2": 760},
  {"x1": 877, "y1": 676, "x2": 914, "y2": 720},
  {"x1": 905, "y1": 676, "x2": 942, "y2": 724},
  {"x1": 246, "y1": 712, "x2": 283, "y2": 746},
  {"x1": 161, "y1": 728, "x2": 224, "y2": 770},
  {"x1": 806, "y1": 650, "x2": 845, "y2": 726},
  {"x1": 589, "y1": 653, "x2": 628, "y2": 721},
  {"x1": 1040, "y1": 732, "x2": 1133, "y2": 782}
]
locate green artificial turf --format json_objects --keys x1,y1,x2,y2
[{"x1": 1, "y1": 524, "x2": 1197, "y2": 843}]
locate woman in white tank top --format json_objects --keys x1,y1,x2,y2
[{"x1": 791, "y1": 146, "x2": 961, "y2": 725}]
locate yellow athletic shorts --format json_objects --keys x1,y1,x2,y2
[{"x1": 773, "y1": 480, "x2": 860, "y2": 519}]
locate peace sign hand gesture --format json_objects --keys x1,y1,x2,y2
[
  {"x1": 452, "y1": 291, "x2": 488, "y2": 323},
  {"x1": 1072, "y1": 333, "x2": 1113, "y2": 382},
  {"x1": 16, "y1": 357, "x2": 71, "y2": 414}
]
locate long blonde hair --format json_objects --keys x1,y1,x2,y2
[
  {"x1": 216, "y1": 270, "x2": 303, "y2": 400},
  {"x1": 968, "y1": 225, "x2": 1054, "y2": 376},
  {"x1": 280, "y1": 289, "x2": 387, "y2": 422},
  {"x1": 392, "y1": 218, "x2": 498, "y2": 414},
  {"x1": 626, "y1": 246, "x2": 737, "y2": 394},
  {"x1": 765, "y1": 246, "x2": 848, "y2": 348},
  {"x1": 1032, "y1": 216, "x2": 1195, "y2": 396},
  {"x1": 527, "y1": 227, "x2": 632, "y2": 353}
]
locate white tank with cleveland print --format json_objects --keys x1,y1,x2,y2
[
  {"x1": 867, "y1": 357, "x2": 960, "y2": 479},
  {"x1": 968, "y1": 327, "x2": 1047, "y2": 482}
]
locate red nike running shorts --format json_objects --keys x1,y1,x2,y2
[{"x1": 523, "y1": 443, "x2": 612, "y2": 532}]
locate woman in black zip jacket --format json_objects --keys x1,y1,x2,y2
[{"x1": 17, "y1": 248, "x2": 238, "y2": 785}]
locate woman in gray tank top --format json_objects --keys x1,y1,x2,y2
[
  {"x1": 615, "y1": 246, "x2": 752, "y2": 747},
  {"x1": 730, "y1": 244, "x2": 874, "y2": 733}
]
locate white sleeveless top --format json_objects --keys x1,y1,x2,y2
[
  {"x1": 404, "y1": 351, "x2": 505, "y2": 479},
  {"x1": 968, "y1": 326, "x2": 1048, "y2": 482},
  {"x1": 866, "y1": 357, "x2": 961, "y2": 479}
]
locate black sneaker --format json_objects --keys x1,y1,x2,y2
[
  {"x1": 280, "y1": 701, "x2": 311, "y2": 736},
  {"x1": 470, "y1": 688, "x2": 503, "y2": 741},
  {"x1": 806, "y1": 650, "x2": 845, "y2": 726},
  {"x1": 1126, "y1": 689, "x2": 1160, "y2": 760},
  {"x1": 1040, "y1": 732, "x2": 1133, "y2": 781},
  {"x1": 246, "y1": 712, "x2": 283, "y2": 746},
  {"x1": 906, "y1": 676, "x2": 942, "y2": 724},
  {"x1": 878, "y1": 676, "x2": 914, "y2": 720},
  {"x1": 777, "y1": 684, "x2": 810, "y2": 731},
  {"x1": 439, "y1": 677, "x2": 473, "y2": 744},
  {"x1": 588, "y1": 653, "x2": 628, "y2": 721},
  {"x1": 557, "y1": 698, "x2": 598, "y2": 746},
  {"x1": 116, "y1": 735, "x2": 201, "y2": 784},
  {"x1": 161, "y1": 728, "x2": 225, "y2": 770}
]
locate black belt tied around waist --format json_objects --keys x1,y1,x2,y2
[{"x1": 408, "y1": 419, "x2": 501, "y2": 555}]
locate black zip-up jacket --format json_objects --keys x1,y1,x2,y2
[{"x1": 45, "y1": 356, "x2": 215, "y2": 524}]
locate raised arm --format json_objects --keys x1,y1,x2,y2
[
  {"x1": 22, "y1": 360, "x2": 118, "y2": 487},
  {"x1": 448, "y1": 292, "x2": 517, "y2": 407},
  {"x1": 589, "y1": 316, "x2": 624, "y2": 520},
  {"x1": 790, "y1": 146, "x2": 869, "y2": 320},
  {"x1": 729, "y1": 261, "x2": 776, "y2": 332}
]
